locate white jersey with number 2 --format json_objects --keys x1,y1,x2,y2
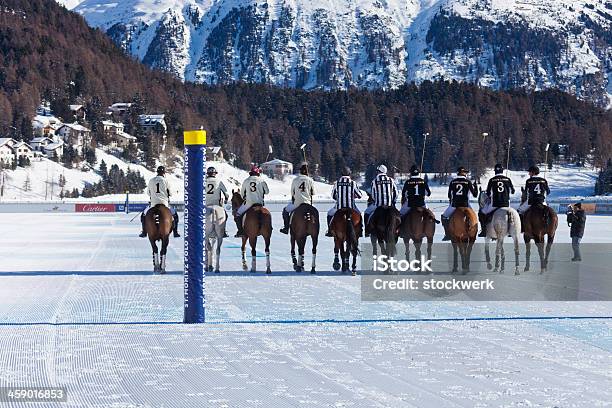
[{"x1": 148, "y1": 175, "x2": 170, "y2": 207}]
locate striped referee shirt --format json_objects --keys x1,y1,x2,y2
[
  {"x1": 332, "y1": 176, "x2": 362, "y2": 209},
  {"x1": 371, "y1": 173, "x2": 398, "y2": 207}
]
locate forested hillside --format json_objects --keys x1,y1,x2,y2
[{"x1": 0, "y1": 0, "x2": 610, "y2": 181}]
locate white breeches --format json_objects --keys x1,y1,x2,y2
[
  {"x1": 443, "y1": 204, "x2": 472, "y2": 218},
  {"x1": 236, "y1": 204, "x2": 250, "y2": 216},
  {"x1": 400, "y1": 203, "x2": 427, "y2": 217}
]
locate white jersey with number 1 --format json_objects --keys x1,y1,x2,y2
[
  {"x1": 241, "y1": 176, "x2": 269, "y2": 207},
  {"x1": 148, "y1": 175, "x2": 170, "y2": 207}
]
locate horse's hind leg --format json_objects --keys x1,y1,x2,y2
[
  {"x1": 414, "y1": 239, "x2": 423, "y2": 264},
  {"x1": 403, "y1": 238, "x2": 410, "y2": 262},
  {"x1": 426, "y1": 236, "x2": 433, "y2": 262},
  {"x1": 495, "y1": 238, "x2": 503, "y2": 274},
  {"x1": 513, "y1": 236, "x2": 520, "y2": 275},
  {"x1": 333, "y1": 245, "x2": 341, "y2": 271},
  {"x1": 544, "y1": 235, "x2": 554, "y2": 270},
  {"x1": 485, "y1": 237, "x2": 492, "y2": 270},
  {"x1": 536, "y1": 240, "x2": 545, "y2": 274},
  {"x1": 451, "y1": 243, "x2": 458, "y2": 273},
  {"x1": 311, "y1": 234, "x2": 318, "y2": 274},
  {"x1": 524, "y1": 238, "x2": 531, "y2": 272},
  {"x1": 160, "y1": 236, "x2": 169, "y2": 274},
  {"x1": 241, "y1": 237, "x2": 248, "y2": 271},
  {"x1": 215, "y1": 236, "x2": 222, "y2": 273},
  {"x1": 264, "y1": 234, "x2": 271, "y2": 274},
  {"x1": 151, "y1": 240, "x2": 159, "y2": 273},
  {"x1": 249, "y1": 236, "x2": 258, "y2": 273},
  {"x1": 291, "y1": 235, "x2": 298, "y2": 271},
  {"x1": 296, "y1": 237, "x2": 306, "y2": 273}
]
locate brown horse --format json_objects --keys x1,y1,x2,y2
[
  {"x1": 520, "y1": 188, "x2": 558, "y2": 273},
  {"x1": 145, "y1": 204, "x2": 173, "y2": 274},
  {"x1": 448, "y1": 207, "x2": 478, "y2": 274},
  {"x1": 289, "y1": 204, "x2": 320, "y2": 273},
  {"x1": 400, "y1": 207, "x2": 436, "y2": 264},
  {"x1": 330, "y1": 208, "x2": 361, "y2": 275},
  {"x1": 231, "y1": 191, "x2": 273, "y2": 273},
  {"x1": 369, "y1": 206, "x2": 402, "y2": 259}
]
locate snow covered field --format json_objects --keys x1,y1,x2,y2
[{"x1": 0, "y1": 211, "x2": 611, "y2": 407}]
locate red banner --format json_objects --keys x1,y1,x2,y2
[{"x1": 75, "y1": 204, "x2": 116, "y2": 213}]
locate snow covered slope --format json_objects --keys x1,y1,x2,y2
[{"x1": 68, "y1": 0, "x2": 612, "y2": 107}]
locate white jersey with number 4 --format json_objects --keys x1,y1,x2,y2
[
  {"x1": 291, "y1": 174, "x2": 315, "y2": 206},
  {"x1": 241, "y1": 176, "x2": 269, "y2": 207},
  {"x1": 148, "y1": 175, "x2": 170, "y2": 207}
]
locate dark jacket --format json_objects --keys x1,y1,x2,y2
[{"x1": 566, "y1": 208, "x2": 586, "y2": 238}]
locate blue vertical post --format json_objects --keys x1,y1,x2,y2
[{"x1": 183, "y1": 130, "x2": 206, "y2": 323}]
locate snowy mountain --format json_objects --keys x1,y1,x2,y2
[{"x1": 64, "y1": 0, "x2": 612, "y2": 107}]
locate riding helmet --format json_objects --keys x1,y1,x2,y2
[
  {"x1": 157, "y1": 165, "x2": 166, "y2": 175},
  {"x1": 206, "y1": 166, "x2": 217, "y2": 176},
  {"x1": 250, "y1": 164, "x2": 262, "y2": 175},
  {"x1": 494, "y1": 163, "x2": 504, "y2": 174},
  {"x1": 376, "y1": 164, "x2": 388, "y2": 174},
  {"x1": 528, "y1": 165, "x2": 540, "y2": 175},
  {"x1": 300, "y1": 163, "x2": 309, "y2": 175},
  {"x1": 457, "y1": 166, "x2": 468, "y2": 175},
  {"x1": 410, "y1": 165, "x2": 420, "y2": 176},
  {"x1": 341, "y1": 166, "x2": 352, "y2": 176}
]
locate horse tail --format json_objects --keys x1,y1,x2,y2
[
  {"x1": 542, "y1": 206, "x2": 551, "y2": 227},
  {"x1": 151, "y1": 205, "x2": 161, "y2": 230},
  {"x1": 346, "y1": 212, "x2": 359, "y2": 254},
  {"x1": 385, "y1": 211, "x2": 396, "y2": 245},
  {"x1": 256, "y1": 208, "x2": 264, "y2": 231},
  {"x1": 463, "y1": 209, "x2": 473, "y2": 243}
]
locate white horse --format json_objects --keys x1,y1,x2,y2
[
  {"x1": 478, "y1": 191, "x2": 522, "y2": 275},
  {"x1": 205, "y1": 205, "x2": 227, "y2": 273}
]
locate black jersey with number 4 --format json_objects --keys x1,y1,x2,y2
[
  {"x1": 402, "y1": 177, "x2": 431, "y2": 208},
  {"x1": 486, "y1": 175, "x2": 515, "y2": 207},
  {"x1": 525, "y1": 176, "x2": 550, "y2": 205},
  {"x1": 448, "y1": 177, "x2": 478, "y2": 207}
]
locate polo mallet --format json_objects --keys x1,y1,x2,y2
[
  {"x1": 544, "y1": 143, "x2": 550, "y2": 179},
  {"x1": 130, "y1": 211, "x2": 143, "y2": 222},
  {"x1": 265, "y1": 145, "x2": 273, "y2": 162},
  {"x1": 420, "y1": 133, "x2": 429, "y2": 173},
  {"x1": 506, "y1": 137, "x2": 511, "y2": 176},
  {"x1": 299, "y1": 143, "x2": 312, "y2": 204}
]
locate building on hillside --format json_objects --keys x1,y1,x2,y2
[
  {"x1": 44, "y1": 140, "x2": 64, "y2": 160},
  {"x1": 69, "y1": 104, "x2": 86, "y2": 121},
  {"x1": 11, "y1": 142, "x2": 34, "y2": 162},
  {"x1": 32, "y1": 114, "x2": 63, "y2": 137},
  {"x1": 138, "y1": 114, "x2": 167, "y2": 135},
  {"x1": 30, "y1": 137, "x2": 54, "y2": 153},
  {"x1": 261, "y1": 159, "x2": 293, "y2": 179},
  {"x1": 57, "y1": 123, "x2": 90, "y2": 153},
  {"x1": 36, "y1": 101, "x2": 53, "y2": 117},
  {"x1": 102, "y1": 120, "x2": 125, "y2": 135},
  {"x1": 113, "y1": 131, "x2": 137, "y2": 148},
  {"x1": 0, "y1": 139, "x2": 15, "y2": 166},
  {"x1": 206, "y1": 146, "x2": 224, "y2": 162},
  {"x1": 106, "y1": 103, "x2": 133, "y2": 119}
]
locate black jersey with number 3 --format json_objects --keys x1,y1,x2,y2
[
  {"x1": 448, "y1": 177, "x2": 478, "y2": 207},
  {"x1": 486, "y1": 175, "x2": 515, "y2": 207},
  {"x1": 525, "y1": 176, "x2": 550, "y2": 205},
  {"x1": 402, "y1": 177, "x2": 431, "y2": 208}
]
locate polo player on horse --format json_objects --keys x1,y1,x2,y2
[
  {"x1": 518, "y1": 165, "x2": 550, "y2": 215},
  {"x1": 206, "y1": 166, "x2": 229, "y2": 238},
  {"x1": 280, "y1": 163, "x2": 315, "y2": 234},
  {"x1": 234, "y1": 165, "x2": 270, "y2": 237},
  {"x1": 400, "y1": 165, "x2": 438, "y2": 223},
  {"x1": 326, "y1": 167, "x2": 363, "y2": 237},
  {"x1": 478, "y1": 163, "x2": 515, "y2": 237},
  {"x1": 441, "y1": 166, "x2": 478, "y2": 241},
  {"x1": 364, "y1": 164, "x2": 398, "y2": 237},
  {"x1": 139, "y1": 165, "x2": 180, "y2": 238}
]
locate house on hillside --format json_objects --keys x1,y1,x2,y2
[
  {"x1": 106, "y1": 103, "x2": 133, "y2": 119},
  {"x1": 261, "y1": 159, "x2": 293, "y2": 179},
  {"x1": 206, "y1": 146, "x2": 223, "y2": 162},
  {"x1": 57, "y1": 123, "x2": 90, "y2": 153},
  {"x1": 0, "y1": 139, "x2": 15, "y2": 167},
  {"x1": 113, "y1": 131, "x2": 137, "y2": 148},
  {"x1": 102, "y1": 120, "x2": 124, "y2": 135},
  {"x1": 11, "y1": 141, "x2": 34, "y2": 162},
  {"x1": 44, "y1": 140, "x2": 64, "y2": 160},
  {"x1": 138, "y1": 114, "x2": 167, "y2": 135},
  {"x1": 69, "y1": 104, "x2": 86, "y2": 121},
  {"x1": 30, "y1": 137, "x2": 53, "y2": 153},
  {"x1": 32, "y1": 114, "x2": 63, "y2": 137}
]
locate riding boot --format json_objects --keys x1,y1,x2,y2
[
  {"x1": 139, "y1": 213, "x2": 147, "y2": 237},
  {"x1": 441, "y1": 216, "x2": 450, "y2": 241},
  {"x1": 325, "y1": 215, "x2": 333, "y2": 237},
  {"x1": 172, "y1": 213, "x2": 181, "y2": 237},
  {"x1": 234, "y1": 215, "x2": 244, "y2": 238},
  {"x1": 280, "y1": 209, "x2": 290, "y2": 234},
  {"x1": 478, "y1": 212, "x2": 487, "y2": 237}
]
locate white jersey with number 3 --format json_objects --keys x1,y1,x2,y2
[
  {"x1": 241, "y1": 176, "x2": 269, "y2": 207},
  {"x1": 291, "y1": 174, "x2": 315, "y2": 206},
  {"x1": 148, "y1": 175, "x2": 170, "y2": 207}
]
